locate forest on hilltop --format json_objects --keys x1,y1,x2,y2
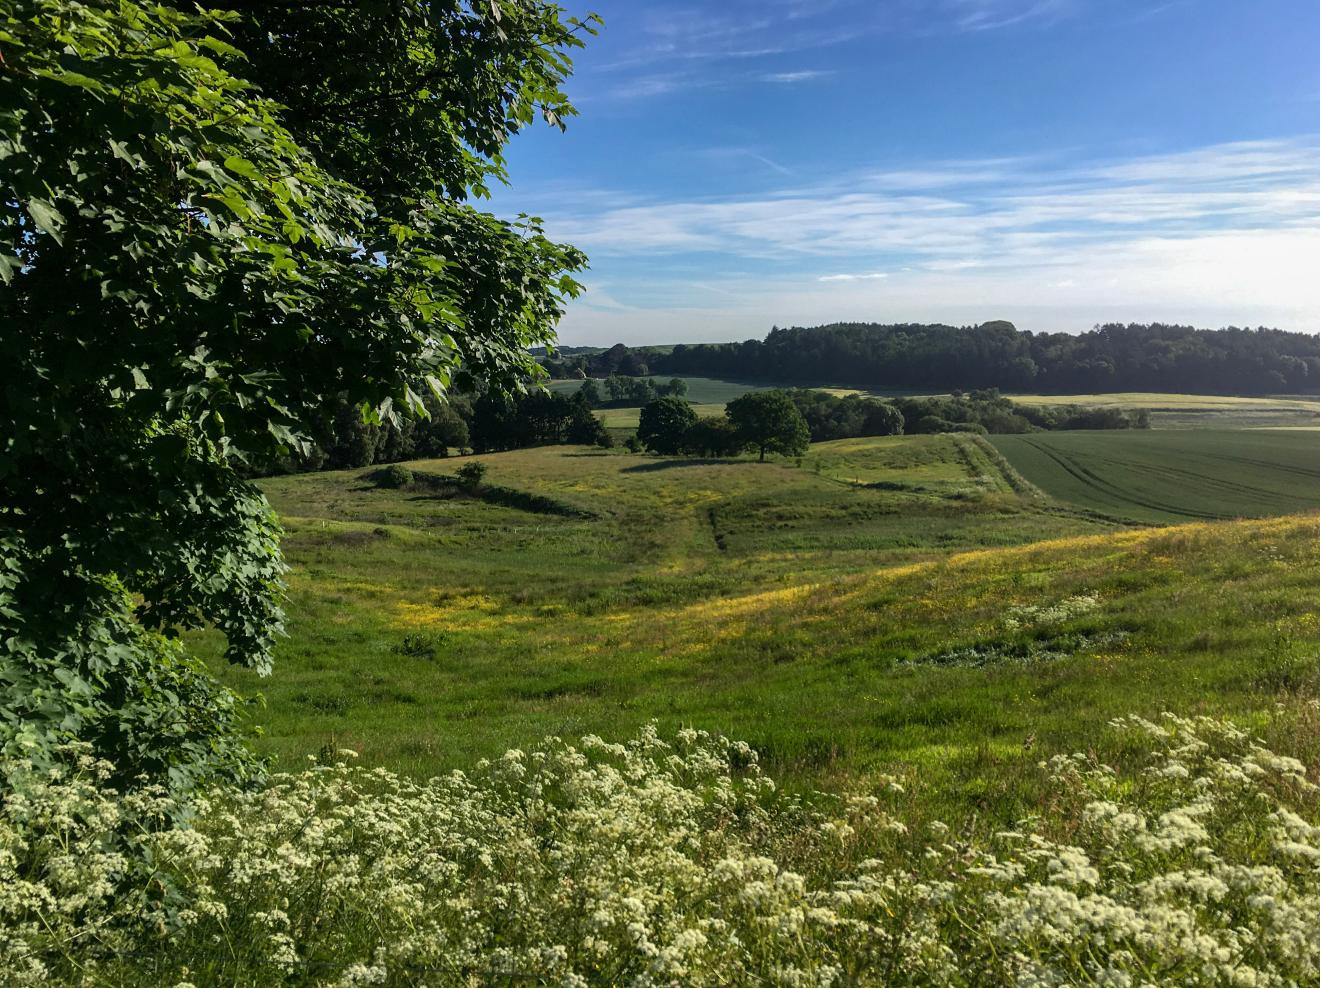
[{"x1": 541, "y1": 322, "x2": 1320, "y2": 394}]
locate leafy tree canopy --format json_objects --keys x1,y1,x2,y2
[
  {"x1": 637, "y1": 396, "x2": 698, "y2": 456},
  {"x1": 726, "y1": 391, "x2": 810, "y2": 462},
  {"x1": 0, "y1": 0, "x2": 594, "y2": 786}
]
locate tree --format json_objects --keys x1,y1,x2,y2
[
  {"x1": 566, "y1": 403, "x2": 610, "y2": 447},
  {"x1": 726, "y1": 391, "x2": 810, "y2": 462},
  {"x1": 681, "y1": 417, "x2": 745, "y2": 457},
  {"x1": 637, "y1": 397, "x2": 698, "y2": 455},
  {"x1": 661, "y1": 378, "x2": 689, "y2": 397},
  {"x1": 0, "y1": 0, "x2": 594, "y2": 787},
  {"x1": 861, "y1": 402, "x2": 905, "y2": 437},
  {"x1": 576, "y1": 379, "x2": 603, "y2": 408}
]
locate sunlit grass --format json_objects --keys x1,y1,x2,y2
[{"x1": 199, "y1": 436, "x2": 1320, "y2": 822}]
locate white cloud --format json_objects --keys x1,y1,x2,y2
[
  {"x1": 760, "y1": 70, "x2": 832, "y2": 83},
  {"x1": 946, "y1": 0, "x2": 1081, "y2": 32},
  {"x1": 543, "y1": 137, "x2": 1320, "y2": 342}
]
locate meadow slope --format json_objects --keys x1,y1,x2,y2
[{"x1": 200, "y1": 434, "x2": 1320, "y2": 816}]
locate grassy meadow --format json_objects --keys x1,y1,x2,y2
[
  {"x1": 200, "y1": 427, "x2": 1320, "y2": 819},
  {"x1": 547, "y1": 375, "x2": 765, "y2": 403}
]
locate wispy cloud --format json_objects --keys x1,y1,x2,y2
[
  {"x1": 945, "y1": 0, "x2": 1082, "y2": 32},
  {"x1": 542, "y1": 137, "x2": 1320, "y2": 339},
  {"x1": 760, "y1": 70, "x2": 833, "y2": 84},
  {"x1": 548, "y1": 138, "x2": 1320, "y2": 263}
]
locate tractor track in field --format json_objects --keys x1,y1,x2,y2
[{"x1": 1014, "y1": 437, "x2": 1223, "y2": 521}]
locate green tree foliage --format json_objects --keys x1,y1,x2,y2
[
  {"x1": 681, "y1": 418, "x2": 745, "y2": 458},
  {"x1": 576, "y1": 379, "x2": 604, "y2": 408},
  {"x1": 890, "y1": 390, "x2": 1148, "y2": 435},
  {"x1": 565, "y1": 323, "x2": 1320, "y2": 396},
  {"x1": 456, "y1": 462, "x2": 488, "y2": 492},
  {"x1": 784, "y1": 390, "x2": 903, "y2": 442},
  {"x1": 726, "y1": 392, "x2": 810, "y2": 462},
  {"x1": 638, "y1": 397, "x2": 698, "y2": 456},
  {"x1": 604, "y1": 374, "x2": 658, "y2": 404},
  {"x1": 0, "y1": 0, "x2": 593, "y2": 785}
]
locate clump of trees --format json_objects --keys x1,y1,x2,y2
[
  {"x1": 628, "y1": 387, "x2": 1147, "y2": 462},
  {"x1": 638, "y1": 396, "x2": 698, "y2": 455},
  {"x1": 726, "y1": 392, "x2": 811, "y2": 462},
  {"x1": 892, "y1": 390, "x2": 1149, "y2": 434},
  {"x1": 633, "y1": 390, "x2": 812, "y2": 462},
  {"x1": 573, "y1": 375, "x2": 689, "y2": 407},
  {"x1": 784, "y1": 390, "x2": 905, "y2": 442}
]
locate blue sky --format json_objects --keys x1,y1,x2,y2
[{"x1": 491, "y1": 0, "x2": 1320, "y2": 345}]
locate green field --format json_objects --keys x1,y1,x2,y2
[
  {"x1": 1010, "y1": 392, "x2": 1320, "y2": 429},
  {"x1": 556, "y1": 380, "x2": 1320, "y2": 430},
  {"x1": 993, "y1": 429, "x2": 1320, "y2": 524},
  {"x1": 548, "y1": 375, "x2": 765, "y2": 404},
  {"x1": 197, "y1": 429, "x2": 1320, "y2": 818},
  {"x1": 593, "y1": 402, "x2": 727, "y2": 429}
]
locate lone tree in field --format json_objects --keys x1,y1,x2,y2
[
  {"x1": 726, "y1": 391, "x2": 811, "y2": 462},
  {"x1": 638, "y1": 396, "x2": 698, "y2": 455},
  {"x1": 0, "y1": 0, "x2": 595, "y2": 787}
]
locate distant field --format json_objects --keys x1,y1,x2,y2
[
  {"x1": 594, "y1": 403, "x2": 727, "y2": 429},
  {"x1": 550, "y1": 380, "x2": 1320, "y2": 429},
  {"x1": 1010, "y1": 392, "x2": 1320, "y2": 429},
  {"x1": 992, "y1": 429, "x2": 1320, "y2": 524},
  {"x1": 547, "y1": 376, "x2": 765, "y2": 404}
]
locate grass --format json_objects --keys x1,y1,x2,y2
[
  {"x1": 547, "y1": 376, "x2": 765, "y2": 404},
  {"x1": 195, "y1": 431, "x2": 1320, "y2": 820},
  {"x1": 992, "y1": 429, "x2": 1320, "y2": 524},
  {"x1": 593, "y1": 402, "x2": 727, "y2": 429}
]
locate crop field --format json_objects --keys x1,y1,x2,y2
[
  {"x1": 992, "y1": 429, "x2": 1320, "y2": 524},
  {"x1": 593, "y1": 402, "x2": 727, "y2": 429},
  {"x1": 1010, "y1": 392, "x2": 1320, "y2": 429},
  {"x1": 548, "y1": 375, "x2": 766, "y2": 403},
  {"x1": 196, "y1": 430, "x2": 1320, "y2": 818}
]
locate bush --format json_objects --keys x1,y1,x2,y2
[
  {"x1": 371, "y1": 464, "x2": 414, "y2": 489},
  {"x1": 456, "y1": 461, "x2": 487, "y2": 491},
  {"x1": 7, "y1": 714, "x2": 1320, "y2": 986}
]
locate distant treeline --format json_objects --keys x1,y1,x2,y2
[
  {"x1": 784, "y1": 388, "x2": 1146, "y2": 442},
  {"x1": 264, "y1": 382, "x2": 1144, "y2": 478},
  {"x1": 262, "y1": 390, "x2": 613, "y2": 475},
  {"x1": 541, "y1": 322, "x2": 1320, "y2": 395}
]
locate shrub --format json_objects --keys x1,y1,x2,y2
[
  {"x1": 371, "y1": 464, "x2": 414, "y2": 489},
  {"x1": 456, "y1": 461, "x2": 487, "y2": 491},
  {"x1": 6, "y1": 714, "x2": 1320, "y2": 986}
]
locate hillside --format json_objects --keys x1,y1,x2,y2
[{"x1": 201, "y1": 434, "x2": 1320, "y2": 815}]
